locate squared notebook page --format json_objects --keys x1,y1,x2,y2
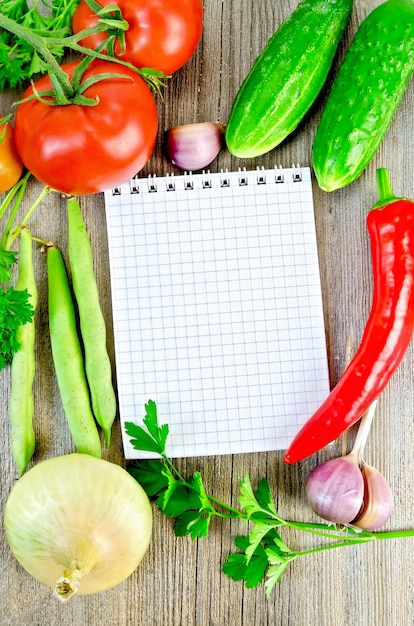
[{"x1": 104, "y1": 166, "x2": 330, "y2": 459}]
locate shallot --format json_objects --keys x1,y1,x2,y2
[{"x1": 164, "y1": 122, "x2": 225, "y2": 171}]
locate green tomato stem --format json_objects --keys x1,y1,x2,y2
[
  {"x1": 0, "y1": 13, "x2": 164, "y2": 104},
  {"x1": 0, "y1": 11, "x2": 166, "y2": 99},
  {"x1": 45, "y1": 34, "x2": 168, "y2": 92},
  {"x1": 44, "y1": 22, "x2": 129, "y2": 51}
]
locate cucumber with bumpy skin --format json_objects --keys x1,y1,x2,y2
[
  {"x1": 313, "y1": 0, "x2": 414, "y2": 192},
  {"x1": 225, "y1": 0, "x2": 353, "y2": 159}
]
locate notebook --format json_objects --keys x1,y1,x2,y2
[{"x1": 104, "y1": 166, "x2": 330, "y2": 459}]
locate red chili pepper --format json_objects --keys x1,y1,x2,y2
[{"x1": 284, "y1": 168, "x2": 414, "y2": 464}]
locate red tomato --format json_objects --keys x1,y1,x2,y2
[
  {"x1": 13, "y1": 60, "x2": 158, "y2": 195},
  {"x1": 72, "y1": 0, "x2": 203, "y2": 75},
  {"x1": 0, "y1": 120, "x2": 23, "y2": 193}
]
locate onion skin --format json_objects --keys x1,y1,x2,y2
[
  {"x1": 164, "y1": 122, "x2": 225, "y2": 171},
  {"x1": 352, "y1": 464, "x2": 394, "y2": 530},
  {"x1": 305, "y1": 456, "x2": 364, "y2": 525},
  {"x1": 4, "y1": 454, "x2": 153, "y2": 600}
]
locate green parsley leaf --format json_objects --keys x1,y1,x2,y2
[
  {"x1": 125, "y1": 422, "x2": 164, "y2": 455},
  {"x1": 142, "y1": 399, "x2": 169, "y2": 451},
  {"x1": 222, "y1": 536, "x2": 269, "y2": 589},
  {"x1": 0, "y1": 286, "x2": 34, "y2": 369},
  {"x1": 157, "y1": 480, "x2": 202, "y2": 518},
  {"x1": 1, "y1": 0, "x2": 28, "y2": 22},
  {"x1": 169, "y1": 472, "x2": 214, "y2": 538},
  {"x1": 130, "y1": 459, "x2": 213, "y2": 539},
  {"x1": 0, "y1": 0, "x2": 79, "y2": 89},
  {"x1": 238, "y1": 473, "x2": 266, "y2": 518},
  {"x1": 174, "y1": 509, "x2": 212, "y2": 539},
  {"x1": 0, "y1": 249, "x2": 18, "y2": 283},
  {"x1": 244, "y1": 520, "x2": 275, "y2": 563},
  {"x1": 129, "y1": 459, "x2": 169, "y2": 498},
  {"x1": 125, "y1": 399, "x2": 169, "y2": 455},
  {"x1": 254, "y1": 477, "x2": 278, "y2": 517},
  {"x1": 264, "y1": 562, "x2": 290, "y2": 598}
]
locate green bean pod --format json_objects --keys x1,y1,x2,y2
[
  {"x1": 67, "y1": 197, "x2": 116, "y2": 448},
  {"x1": 47, "y1": 244, "x2": 101, "y2": 457},
  {"x1": 9, "y1": 227, "x2": 36, "y2": 475}
]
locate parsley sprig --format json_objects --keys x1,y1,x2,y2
[
  {"x1": 0, "y1": 278, "x2": 34, "y2": 369},
  {"x1": 0, "y1": 0, "x2": 79, "y2": 90},
  {"x1": 127, "y1": 400, "x2": 414, "y2": 597},
  {"x1": 0, "y1": 174, "x2": 49, "y2": 370}
]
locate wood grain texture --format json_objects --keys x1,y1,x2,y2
[{"x1": 1, "y1": 1, "x2": 414, "y2": 624}]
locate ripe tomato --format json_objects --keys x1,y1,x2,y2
[
  {"x1": 13, "y1": 60, "x2": 158, "y2": 195},
  {"x1": 0, "y1": 120, "x2": 23, "y2": 193},
  {"x1": 72, "y1": 0, "x2": 203, "y2": 75}
]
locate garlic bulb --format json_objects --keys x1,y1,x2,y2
[
  {"x1": 4, "y1": 454, "x2": 153, "y2": 601},
  {"x1": 164, "y1": 122, "x2": 225, "y2": 171},
  {"x1": 305, "y1": 401, "x2": 394, "y2": 529}
]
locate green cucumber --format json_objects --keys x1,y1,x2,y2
[
  {"x1": 313, "y1": 0, "x2": 414, "y2": 192},
  {"x1": 225, "y1": 0, "x2": 353, "y2": 159}
]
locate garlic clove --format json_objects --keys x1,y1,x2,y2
[
  {"x1": 305, "y1": 455, "x2": 364, "y2": 525},
  {"x1": 164, "y1": 122, "x2": 225, "y2": 171},
  {"x1": 352, "y1": 463, "x2": 394, "y2": 531}
]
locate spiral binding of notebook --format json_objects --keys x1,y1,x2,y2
[
  {"x1": 104, "y1": 165, "x2": 330, "y2": 460},
  {"x1": 111, "y1": 164, "x2": 304, "y2": 196}
]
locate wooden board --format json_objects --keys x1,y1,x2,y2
[{"x1": 1, "y1": 1, "x2": 414, "y2": 624}]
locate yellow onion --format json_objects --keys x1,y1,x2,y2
[{"x1": 3, "y1": 454, "x2": 153, "y2": 601}]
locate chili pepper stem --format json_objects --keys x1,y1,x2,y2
[{"x1": 373, "y1": 168, "x2": 400, "y2": 209}]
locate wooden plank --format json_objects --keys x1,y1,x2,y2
[{"x1": 1, "y1": 1, "x2": 414, "y2": 624}]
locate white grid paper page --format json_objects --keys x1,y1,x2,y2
[{"x1": 104, "y1": 167, "x2": 330, "y2": 459}]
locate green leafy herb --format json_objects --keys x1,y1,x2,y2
[
  {"x1": 0, "y1": 285, "x2": 34, "y2": 369},
  {"x1": 0, "y1": 248, "x2": 18, "y2": 283},
  {"x1": 0, "y1": 246, "x2": 35, "y2": 370},
  {"x1": 0, "y1": 0, "x2": 80, "y2": 89},
  {"x1": 127, "y1": 401, "x2": 414, "y2": 597},
  {"x1": 0, "y1": 175, "x2": 38, "y2": 371}
]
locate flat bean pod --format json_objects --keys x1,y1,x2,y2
[
  {"x1": 67, "y1": 197, "x2": 116, "y2": 448},
  {"x1": 9, "y1": 227, "x2": 36, "y2": 475},
  {"x1": 47, "y1": 244, "x2": 101, "y2": 458}
]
